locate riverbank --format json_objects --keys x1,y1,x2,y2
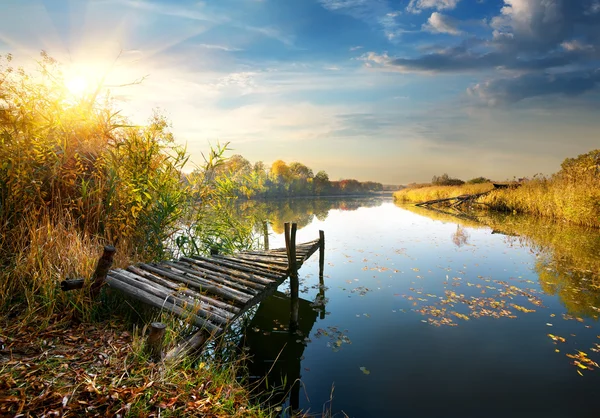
[
  {"x1": 393, "y1": 149, "x2": 600, "y2": 229},
  {"x1": 0, "y1": 316, "x2": 268, "y2": 417}
]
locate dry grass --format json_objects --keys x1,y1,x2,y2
[
  {"x1": 392, "y1": 183, "x2": 494, "y2": 204},
  {"x1": 480, "y1": 177, "x2": 600, "y2": 228}
]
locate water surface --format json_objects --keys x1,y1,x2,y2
[{"x1": 234, "y1": 198, "x2": 600, "y2": 418}]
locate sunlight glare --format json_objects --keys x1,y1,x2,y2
[{"x1": 65, "y1": 74, "x2": 89, "y2": 97}]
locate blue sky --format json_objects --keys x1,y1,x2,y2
[{"x1": 1, "y1": 0, "x2": 599, "y2": 183}]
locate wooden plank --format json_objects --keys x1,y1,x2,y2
[
  {"x1": 169, "y1": 260, "x2": 266, "y2": 292},
  {"x1": 126, "y1": 266, "x2": 236, "y2": 321},
  {"x1": 137, "y1": 263, "x2": 251, "y2": 306},
  {"x1": 233, "y1": 253, "x2": 290, "y2": 267},
  {"x1": 164, "y1": 261, "x2": 259, "y2": 296},
  {"x1": 153, "y1": 263, "x2": 253, "y2": 304},
  {"x1": 180, "y1": 257, "x2": 275, "y2": 286},
  {"x1": 190, "y1": 255, "x2": 282, "y2": 280},
  {"x1": 106, "y1": 273, "x2": 221, "y2": 334},
  {"x1": 113, "y1": 269, "x2": 231, "y2": 327},
  {"x1": 127, "y1": 265, "x2": 237, "y2": 318},
  {"x1": 214, "y1": 254, "x2": 289, "y2": 273}
]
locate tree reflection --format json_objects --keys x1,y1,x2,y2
[
  {"x1": 451, "y1": 225, "x2": 470, "y2": 247},
  {"x1": 397, "y1": 202, "x2": 600, "y2": 319}
]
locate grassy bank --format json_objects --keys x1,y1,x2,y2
[
  {"x1": 392, "y1": 183, "x2": 493, "y2": 204},
  {"x1": 393, "y1": 149, "x2": 600, "y2": 228},
  {"x1": 0, "y1": 53, "x2": 269, "y2": 416}
]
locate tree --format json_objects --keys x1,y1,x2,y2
[
  {"x1": 432, "y1": 173, "x2": 464, "y2": 186},
  {"x1": 313, "y1": 170, "x2": 330, "y2": 195},
  {"x1": 559, "y1": 149, "x2": 600, "y2": 182},
  {"x1": 467, "y1": 176, "x2": 490, "y2": 184}
]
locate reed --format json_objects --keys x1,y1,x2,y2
[{"x1": 393, "y1": 183, "x2": 493, "y2": 204}]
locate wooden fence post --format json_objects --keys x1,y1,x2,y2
[
  {"x1": 89, "y1": 245, "x2": 116, "y2": 299},
  {"x1": 146, "y1": 322, "x2": 167, "y2": 362}
]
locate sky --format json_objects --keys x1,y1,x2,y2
[{"x1": 1, "y1": 0, "x2": 599, "y2": 184}]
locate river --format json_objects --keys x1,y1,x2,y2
[{"x1": 229, "y1": 197, "x2": 600, "y2": 417}]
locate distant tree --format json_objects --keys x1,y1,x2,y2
[
  {"x1": 288, "y1": 162, "x2": 313, "y2": 179},
  {"x1": 432, "y1": 173, "x2": 464, "y2": 186},
  {"x1": 313, "y1": 170, "x2": 330, "y2": 195},
  {"x1": 362, "y1": 181, "x2": 383, "y2": 192},
  {"x1": 466, "y1": 176, "x2": 490, "y2": 184}
]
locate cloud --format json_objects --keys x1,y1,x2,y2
[
  {"x1": 363, "y1": 0, "x2": 600, "y2": 103},
  {"x1": 468, "y1": 69, "x2": 600, "y2": 105},
  {"x1": 318, "y1": 0, "x2": 408, "y2": 41},
  {"x1": 422, "y1": 12, "x2": 462, "y2": 35},
  {"x1": 407, "y1": 0, "x2": 461, "y2": 14}
]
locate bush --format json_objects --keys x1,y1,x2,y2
[{"x1": 432, "y1": 173, "x2": 464, "y2": 186}]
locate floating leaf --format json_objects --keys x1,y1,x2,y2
[{"x1": 359, "y1": 367, "x2": 370, "y2": 375}]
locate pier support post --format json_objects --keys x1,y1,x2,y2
[
  {"x1": 285, "y1": 222, "x2": 299, "y2": 332},
  {"x1": 318, "y1": 230, "x2": 326, "y2": 319},
  {"x1": 89, "y1": 245, "x2": 116, "y2": 299},
  {"x1": 146, "y1": 322, "x2": 167, "y2": 362},
  {"x1": 263, "y1": 220, "x2": 269, "y2": 251}
]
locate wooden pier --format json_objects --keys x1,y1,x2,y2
[{"x1": 62, "y1": 223, "x2": 324, "y2": 360}]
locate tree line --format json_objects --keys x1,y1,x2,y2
[{"x1": 190, "y1": 153, "x2": 384, "y2": 199}]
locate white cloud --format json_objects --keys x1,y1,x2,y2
[
  {"x1": 319, "y1": 0, "x2": 408, "y2": 41},
  {"x1": 407, "y1": 0, "x2": 461, "y2": 14},
  {"x1": 422, "y1": 12, "x2": 462, "y2": 35}
]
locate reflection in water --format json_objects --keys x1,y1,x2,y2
[
  {"x1": 238, "y1": 197, "x2": 384, "y2": 236},
  {"x1": 240, "y1": 291, "x2": 320, "y2": 414},
  {"x1": 226, "y1": 198, "x2": 600, "y2": 417},
  {"x1": 451, "y1": 225, "x2": 470, "y2": 247},
  {"x1": 398, "y1": 202, "x2": 600, "y2": 320}
]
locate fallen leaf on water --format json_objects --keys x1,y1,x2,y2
[{"x1": 359, "y1": 367, "x2": 370, "y2": 375}]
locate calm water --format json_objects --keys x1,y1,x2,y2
[{"x1": 234, "y1": 197, "x2": 600, "y2": 418}]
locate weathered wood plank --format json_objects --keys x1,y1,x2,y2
[
  {"x1": 151, "y1": 263, "x2": 252, "y2": 305},
  {"x1": 137, "y1": 263, "x2": 251, "y2": 306},
  {"x1": 191, "y1": 255, "x2": 282, "y2": 279},
  {"x1": 112, "y1": 269, "x2": 231, "y2": 326},
  {"x1": 181, "y1": 257, "x2": 275, "y2": 286},
  {"x1": 232, "y1": 253, "x2": 290, "y2": 267},
  {"x1": 214, "y1": 254, "x2": 289, "y2": 273},
  {"x1": 164, "y1": 261, "x2": 259, "y2": 296},
  {"x1": 126, "y1": 266, "x2": 236, "y2": 320},
  {"x1": 106, "y1": 273, "x2": 221, "y2": 334},
  {"x1": 128, "y1": 265, "x2": 239, "y2": 315},
  {"x1": 169, "y1": 260, "x2": 267, "y2": 291}
]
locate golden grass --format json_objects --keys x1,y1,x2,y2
[
  {"x1": 480, "y1": 177, "x2": 600, "y2": 228},
  {"x1": 393, "y1": 183, "x2": 494, "y2": 204}
]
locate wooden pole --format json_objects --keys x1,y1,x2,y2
[
  {"x1": 89, "y1": 245, "x2": 116, "y2": 299},
  {"x1": 318, "y1": 230, "x2": 325, "y2": 278},
  {"x1": 289, "y1": 223, "x2": 299, "y2": 332},
  {"x1": 263, "y1": 220, "x2": 269, "y2": 251},
  {"x1": 146, "y1": 322, "x2": 167, "y2": 362},
  {"x1": 318, "y1": 230, "x2": 326, "y2": 318}
]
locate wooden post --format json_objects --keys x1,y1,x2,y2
[
  {"x1": 60, "y1": 278, "x2": 85, "y2": 291},
  {"x1": 263, "y1": 220, "x2": 269, "y2": 251},
  {"x1": 89, "y1": 245, "x2": 116, "y2": 299},
  {"x1": 288, "y1": 223, "x2": 299, "y2": 332},
  {"x1": 146, "y1": 322, "x2": 167, "y2": 362},
  {"x1": 318, "y1": 231, "x2": 326, "y2": 319},
  {"x1": 318, "y1": 230, "x2": 325, "y2": 278}
]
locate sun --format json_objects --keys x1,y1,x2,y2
[{"x1": 65, "y1": 75, "x2": 90, "y2": 97}]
